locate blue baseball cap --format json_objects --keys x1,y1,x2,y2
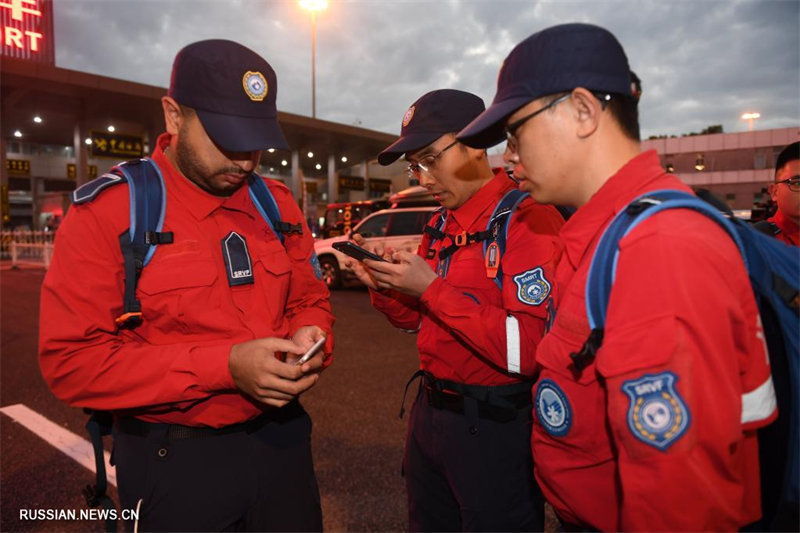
[
  {"x1": 378, "y1": 89, "x2": 485, "y2": 165},
  {"x1": 168, "y1": 39, "x2": 289, "y2": 152},
  {"x1": 458, "y1": 23, "x2": 633, "y2": 148}
]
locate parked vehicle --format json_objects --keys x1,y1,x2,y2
[
  {"x1": 314, "y1": 206, "x2": 438, "y2": 289},
  {"x1": 320, "y1": 199, "x2": 389, "y2": 238}
]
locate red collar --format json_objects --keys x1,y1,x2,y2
[
  {"x1": 448, "y1": 168, "x2": 517, "y2": 230},
  {"x1": 559, "y1": 150, "x2": 688, "y2": 268}
]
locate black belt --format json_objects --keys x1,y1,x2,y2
[
  {"x1": 422, "y1": 373, "x2": 532, "y2": 423},
  {"x1": 114, "y1": 401, "x2": 303, "y2": 441}
]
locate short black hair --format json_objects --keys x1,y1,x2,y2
[
  {"x1": 775, "y1": 141, "x2": 799, "y2": 174},
  {"x1": 606, "y1": 94, "x2": 640, "y2": 141}
]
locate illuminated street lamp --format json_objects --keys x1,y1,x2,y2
[
  {"x1": 299, "y1": 0, "x2": 328, "y2": 118},
  {"x1": 741, "y1": 112, "x2": 761, "y2": 131}
]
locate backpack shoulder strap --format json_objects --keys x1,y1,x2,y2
[
  {"x1": 753, "y1": 220, "x2": 781, "y2": 237},
  {"x1": 113, "y1": 158, "x2": 172, "y2": 329},
  {"x1": 484, "y1": 189, "x2": 530, "y2": 290},
  {"x1": 575, "y1": 189, "x2": 744, "y2": 372},
  {"x1": 247, "y1": 173, "x2": 303, "y2": 243}
]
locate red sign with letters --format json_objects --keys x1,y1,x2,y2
[{"x1": 1, "y1": 0, "x2": 54, "y2": 64}]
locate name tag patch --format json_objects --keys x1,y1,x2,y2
[
  {"x1": 221, "y1": 232, "x2": 254, "y2": 286},
  {"x1": 622, "y1": 372, "x2": 690, "y2": 450},
  {"x1": 513, "y1": 266, "x2": 550, "y2": 306}
]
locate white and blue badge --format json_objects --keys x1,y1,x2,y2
[
  {"x1": 242, "y1": 71, "x2": 268, "y2": 102},
  {"x1": 513, "y1": 267, "x2": 551, "y2": 306},
  {"x1": 622, "y1": 372, "x2": 690, "y2": 450},
  {"x1": 535, "y1": 379, "x2": 572, "y2": 437}
]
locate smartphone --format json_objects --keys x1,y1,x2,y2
[
  {"x1": 295, "y1": 336, "x2": 326, "y2": 366},
  {"x1": 332, "y1": 241, "x2": 387, "y2": 263}
]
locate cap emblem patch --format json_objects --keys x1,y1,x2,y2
[
  {"x1": 243, "y1": 71, "x2": 268, "y2": 102},
  {"x1": 402, "y1": 105, "x2": 415, "y2": 127}
]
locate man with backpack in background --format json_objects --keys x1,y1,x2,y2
[
  {"x1": 39, "y1": 40, "x2": 333, "y2": 532},
  {"x1": 757, "y1": 141, "x2": 799, "y2": 246},
  {"x1": 458, "y1": 23, "x2": 780, "y2": 530},
  {"x1": 347, "y1": 89, "x2": 563, "y2": 531}
]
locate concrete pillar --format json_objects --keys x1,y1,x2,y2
[
  {"x1": 327, "y1": 153, "x2": 337, "y2": 204},
  {"x1": 290, "y1": 150, "x2": 301, "y2": 203},
  {"x1": 1, "y1": 137, "x2": 8, "y2": 229}
]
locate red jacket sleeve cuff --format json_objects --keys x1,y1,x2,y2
[
  {"x1": 190, "y1": 343, "x2": 236, "y2": 392},
  {"x1": 419, "y1": 276, "x2": 446, "y2": 308}
]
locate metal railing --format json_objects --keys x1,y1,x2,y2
[{"x1": 1, "y1": 230, "x2": 57, "y2": 268}]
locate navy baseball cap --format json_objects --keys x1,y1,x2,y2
[
  {"x1": 378, "y1": 89, "x2": 486, "y2": 166},
  {"x1": 168, "y1": 39, "x2": 289, "y2": 152},
  {"x1": 458, "y1": 23, "x2": 633, "y2": 148}
]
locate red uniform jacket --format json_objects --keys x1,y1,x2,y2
[
  {"x1": 533, "y1": 151, "x2": 777, "y2": 531},
  {"x1": 370, "y1": 169, "x2": 563, "y2": 385},
  {"x1": 767, "y1": 210, "x2": 799, "y2": 246},
  {"x1": 39, "y1": 133, "x2": 334, "y2": 427}
]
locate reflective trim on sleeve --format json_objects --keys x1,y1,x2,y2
[
  {"x1": 400, "y1": 319, "x2": 423, "y2": 334},
  {"x1": 506, "y1": 315, "x2": 521, "y2": 374},
  {"x1": 741, "y1": 375, "x2": 777, "y2": 424}
]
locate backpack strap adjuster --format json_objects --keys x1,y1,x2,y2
[
  {"x1": 274, "y1": 221, "x2": 303, "y2": 235},
  {"x1": 144, "y1": 231, "x2": 174, "y2": 245}
]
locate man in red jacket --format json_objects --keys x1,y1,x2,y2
[
  {"x1": 39, "y1": 40, "x2": 333, "y2": 532},
  {"x1": 349, "y1": 89, "x2": 563, "y2": 531},
  {"x1": 458, "y1": 23, "x2": 777, "y2": 531},
  {"x1": 763, "y1": 141, "x2": 800, "y2": 246}
]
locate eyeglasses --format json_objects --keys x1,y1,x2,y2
[
  {"x1": 406, "y1": 140, "x2": 458, "y2": 178},
  {"x1": 504, "y1": 92, "x2": 612, "y2": 152},
  {"x1": 504, "y1": 94, "x2": 571, "y2": 151},
  {"x1": 776, "y1": 175, "x2": 800, "y2": 192}
]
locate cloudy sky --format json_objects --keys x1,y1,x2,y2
[{"x1": 53, "y1": 0, "x2": 798, "y2": 150}]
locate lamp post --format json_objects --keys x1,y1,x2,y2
[
  {"x1": 741, "y1": 112, "x2": 761, "y2": 132},
  {"x1": 299, "y1": 0, "x2": 328, "y2": 119}
]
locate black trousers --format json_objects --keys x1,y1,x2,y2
[
  {"x1": 403, "y1": 387, "x2": 544, "y2": 532},
  {"x1": 112, "y1": 401, "x2": 321, "y2": 532}
]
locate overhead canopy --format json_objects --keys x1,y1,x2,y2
[{"x1": 0, "y1": 57, "x2": 396, "y2": 177}]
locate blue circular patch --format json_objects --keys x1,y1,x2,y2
[{"x1": 535, "y1": 379, "x2": 572, "y2": 437}]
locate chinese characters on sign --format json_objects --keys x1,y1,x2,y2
[
  {"x1": 6, "y1": 158, "x2": 30, "y2": 176},
  {"x1": 90, "y1": 131, "x2": 144, "y2": 159},
  {"x1": 338, "y1": 176, "x2": 365, "y2": 191}
]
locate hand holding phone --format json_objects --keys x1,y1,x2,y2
[
  {"x1": 332, "y1": 241, "x2": 387, "y2": 263},
  {"x1": 295, "y1": 336, "x2": 326, "y2": 366}
]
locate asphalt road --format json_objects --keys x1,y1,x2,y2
[{"x1": 1, "y1": 268, "x2": 419, "y2": 532}]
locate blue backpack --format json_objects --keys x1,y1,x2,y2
[
  {"x1": 577, "y1": 189, "x2": 799, "y2": 525},
  {"x1": 72, "y1": 157, "x2": 304, "y2": 329},
  {"x1": 70, "y1": 157, "x2": 305, "y2": 529}
]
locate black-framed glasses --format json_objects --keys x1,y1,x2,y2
[
  {"x1": 406, "y1": 140, "x2": 458, "y2": 178},
  {"x1": 504, "y1": 94, "x2": 571, "y2": 152},
  {"x1": 776, "y1": 175, "x2": 800, "y2": 192},
  {"x1": 504, "y1": 92, "x2": 612, "y2": 151}
]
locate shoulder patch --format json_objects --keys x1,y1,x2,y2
[
  {"x1": 310, "y1": 252, "x2": 323, "y2": 281},
  {"x1": 535, "y1": 379, "x2": 572, "y2": 436},
  {"x1": 72, "y1": 172, "x2": 125, "y2": 205},
  {"x1": 622, "y1": 371, "x2": 690, "y2": 450},
  {"x1": 513, "y1": 266, "x2": 551, "y2": 306}
]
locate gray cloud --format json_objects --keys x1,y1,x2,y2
[{"x1": 53, "y1": 0, "x2": 799, "y2": 145}]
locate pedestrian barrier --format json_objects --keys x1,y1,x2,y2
[
  {"x1": 9, "y1": 241, "x2": 55, "y2": 269},
  {"x1": 1, "y1": 230, "x2": 56, "y2": 263}
]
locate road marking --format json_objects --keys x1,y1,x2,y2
[{"x1": 0, "y1": 403, "x2": 116, "y2": 486}]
